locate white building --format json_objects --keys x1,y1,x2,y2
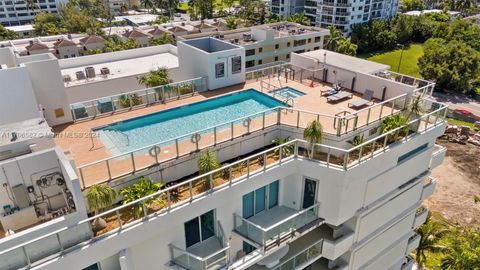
[
  {"x1": 0, "y1": 0, "x2": 67, "y2": 26},
  {"x1": 270, "y1": 0, "x2": 399, "y2": 34},
  {"x1": 0, "y1": 35, "x2": 446, "y2": 270}
]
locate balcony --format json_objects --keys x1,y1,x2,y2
[
  {"x1": 406, "y1": 234, "x2": 421, "y2": 254},
  {"x1": 233, "y1": 203, "x2": 323, "y2": 252},
  {"x1": 413, "y1": 207, "x2": 428, "y2": 229},
  {"x1": 247, "y1": 225, "x2": 342, "y2": 270},
  {"x1": 322, "y1": 229, "x2": 354, "y2": 260},
  {"x1": 430, "y1": 144, "x2": 446, "y2": 169},
  {"x1": 421, "y1": 177, "x2": 436, "y2": 200},
  {"x1": 401, "y1": 256, "x2": 414, "y2": 270},
  {"x1": 170, "y1": 222, "x2": 229, "y2": 270}
]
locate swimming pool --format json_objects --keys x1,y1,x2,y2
[
  {"x1": 97, "y1": 89, "x2": 285, "y2": 153},
  {"x1": 269, "y1": 87, "x2": 306, "y2": 100}
]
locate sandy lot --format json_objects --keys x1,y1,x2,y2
[{"x1": 424, "y1": 139, "x2": 480, "y2": 227}]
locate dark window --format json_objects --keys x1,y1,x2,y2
[
  {"x1": 398, "y1": 143, "x2": 428, "y2": 163},
  {"x1": 275, "y1": 44, "x2": 279, "y2": 49},
  {"x1": 246, "y1": 60, "x2": 255, "y2": 68},
  {"x1": 258, "y1": 60, "x2": 262, "y2": 65},
  {"x1": 184, "y1": 210, "x2": 215, "y2": 248},
  {"x1": 287, "y1": 42, "x2": 290, "y2": 47},
  {"x1": 232, "y1": 56, "x2": 242, "y2": 74},
  {"x1": 313, "y1": 46, "x2": 319, "y2": 50},
  {"x1": 215, "y1": 62, "x2": 225, "y2": 78},
  {"x1": 246, "y1": 49, "x2": 255, "y2": 56},
  {"x1": 275, "y1": 56, "x2": 279, "y2": 61},
  {"x1": 294, "y1": 39, "x2": 306, "y2": 47},
  {"x1": 314, "y1": 36, "x2": 321, "y2": 43},
  {"x1": 286, "y1": 54, "x2": 290, "y2": 59},
  {"x1": 258, "y1": 47, "x2": 263, "y2": 53}
]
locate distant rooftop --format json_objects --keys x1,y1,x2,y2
[
  {"x1": 300, "y1": 49, "x2": 389, "y2": 74},
  {"x1": 60, "y1": 46, "x2": 178, "y2": 86},
  {"x1": 0, "y1": 117, "x2": 52, "y2": 147},
  {"x1": 181, "y1": 37, "x2": 241, "y2": 53}
]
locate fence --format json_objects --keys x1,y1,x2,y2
[
  {"x1": 0, "y1": 103, "x2": 447, "y2": 270},
  {"x1": 70, "y1": 77, "x2": 208, "y2": 121}
]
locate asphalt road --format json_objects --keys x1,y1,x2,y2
[{"x1": 432, "y1": 92, "x2": 480, "y2": 116}]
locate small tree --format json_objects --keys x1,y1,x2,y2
[
  {"x1": 303, "y1": 120, "x2": 323, "y2": 158},
  {"x1": 414, "y1": 214, "x2": 448, "y2": 269},
  {"x1": 406, "y1": 95, "x2": 424, "y2": 120},
  {"x1": 226, "y1": 16, "x2": 238, "y2": 30},
  {"x1": 87, "y1": 184, "x2": 117, "y2": 230},
  {"x1": 273, "y1": 137, "x2": 294, "y2": 157},
  {"x1": 120, "y1": 177, "x2": 164, "y2": 219},
  {"x1": 198, "y1": 149, "x2": 220, "y2": 190}
]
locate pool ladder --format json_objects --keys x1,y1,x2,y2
[{"x1": 284, "y1": 97, "x2": 294, "y2": 111}]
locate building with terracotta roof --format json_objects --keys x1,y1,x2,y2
[
  {"x1": 122, "y1": 28, "x2": 150, "y2": 47},
  {"x1": 167, "y1": 26, "x2": 189, "y2": 36},
  {"x1": 193, "y1": 22, "x2": 216, "y2": 33},
  {"x1": 54, "y1": 39, "x2": 80, "y2": 58},
  {"x1": 25, "y1": 42, "x2": 50, "y2": 55},
  {"x1": 79, "y1": 35, "x2": 106, "y2": 52},
  {"x1": 148, "y1": 26, "x2": 167, "y2": 38}
]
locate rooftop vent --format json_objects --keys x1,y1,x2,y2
[
  {"x1": 75, "y1": 71, "x2": 86, "y2": 80},
  {"x1": 85, "y1": 67, "x2": 96, "y2": 78},
  {"x1": 219, "y1": 34, "x2": 224, "y2": 39},
  {"x1": 100, "y1": 67, "x2": 110, "y2": 75},
  {"x1": 243, "y1": 33, "x2": 252, "y2": 41},
  {"x1": 234, "y1": 38, "x2": 239, "y2": 44}
]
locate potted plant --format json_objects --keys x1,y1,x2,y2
[
  {"x1": 86, "y1": 184, "x2": 117, "y2": 231},
  {"x1": 120, "y1": 177, "x2": 164, "y2": 218},
  {"x1": 198, "y1": 149, "x2": 220, "y2": 190},
  {"x1": 303, "y1": 120, "x2": 323, "y2": 158},
  {"x1": 273, "y1": 137, "x2": 294, "y2": 158},
  {"x1": 380, "y1": 114, "x2": 409, "y2": 142}
]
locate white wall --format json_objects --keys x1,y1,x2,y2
[{"x1": 0, "y1": 67, "x2": 40, "y2": 125}]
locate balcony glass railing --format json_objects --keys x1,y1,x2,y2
[
  {"x1": 272, "y1": 239, "x2": 324, "y2": 270},
  {"x1": 169, "y1": 243, "x2": 230, "y2": 270},
  {"x1": 70, "y1": 77, "x2": 207, "y2": 122},
  {"x1": 233, "y1": 203, "x2": 321, "y2": 249}
]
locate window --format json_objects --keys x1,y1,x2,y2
[
  {"x1": 398, "y1": 143, "x2": 428, "y2": 163},
  {"x1": 307, "y1": 38, "x2": 311, "y2": 43},
  {"x1": 215, "y1": 62, "x2": 225, "y2": 78},
  {"x1": 275, "y1": 56, "x2": 279, "y2": 61},
  {"x1": 246, "y1": 60, "x2": 255, "y2": 68},
  {"x1": 286, "y1": 54, "x2": 290, "y2": 59},
  {"x1": 275, "y1": 44, "x2": 279, "y2": 49},
  {"x1": 314, "y1": 36, "x2": 321, "y2": 43},
  {"x1": 314, "y1": 46, "x2": 320, "y2": 50},
  {"x1": 246, "y1": 49, "x2": 255, "y2": 56},
  {"x1": 242, "y1": 181, "x2": 279, "y2": 219},
  {"x1": 258, "y1": 47, "x2": 263, "y2": 53},
  {"x1": 232, "y1": 56, "x2": 242, "y2": 74},
  {"x1": 287, "y1": 42, "x2": 290, "y2": 47},
  {"x1": 184, "y1": 210, "x2": 215, "y2": 248},
  {"x1": 258, "y1": 60, "x2": 262, "y2": 65},
  {"x1": 293, "y1": 39, "x2": 306, "y2": 47}
]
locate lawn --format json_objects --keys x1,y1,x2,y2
[
  {"x1": 446, "y1": 117, "x2": 480, "y2": 131},
  {"x1": 360, "y1": 43, "x2": 424, "y2": 78},
  {"x1": 177, "y1": 0, "x2": 239, "y2": 12}
]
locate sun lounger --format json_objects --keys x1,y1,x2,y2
[
  {"x1": 321, "y1": 88, "x2": 338, "y2": 96},
  {"x1": 348, "y1": 89, "x2": 374, "y2": 109},
  {"x1": 327, "y1": 91, "x2": 353, "y2": 102}
]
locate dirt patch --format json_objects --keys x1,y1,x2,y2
[{"x1": 424, "y1": 138, "x2": 480, "y2": 227}]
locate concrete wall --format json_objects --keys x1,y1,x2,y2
[
  {"x1": 0, "y1": 67, "x2": 40, "y2": 125},
  {"x1": 0, "y1": 47, "x2": 16, "y2": 67}
]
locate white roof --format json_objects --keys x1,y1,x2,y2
[
  {"x1": 5, "y1": 24, "x2": 35, "y2": 32},
  {"x1": 61, "y1": 52, "x2": 179, "y2": 86},
  {"x1": 301, "y1": 49, "x2": 389, "y2": 74},
  {"x1": 115, "y1": 14, "x2": 160, "y2": 25},
  {"x1": 0, "y1": 118, "x2": 52, "y2": 147}
]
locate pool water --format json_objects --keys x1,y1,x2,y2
[
  {"x1": 269, "y1": 87, "x2": 306, "y2": 100},
  {"x1": 97, "y1": 89, "x2": 285, "y2": 153}
]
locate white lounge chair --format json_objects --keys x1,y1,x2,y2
[{"x1": 327, "y1": 91, "x2": 353, "y2": 103}]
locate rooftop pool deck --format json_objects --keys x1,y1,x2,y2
[{"x1": 54, "y1": 79, "x2": 402, "y2": 187}]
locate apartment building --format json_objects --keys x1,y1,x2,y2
[
  {"x1": 0, "y1": 37, "x2": 446, "y2": 270},
  {"x1": 179, "y1": 22, "x2": 329, "y2": 68},
  {"x1": 0, "y1": 0, "x2": 67, "y2": 26},
  {"x1": 270, "y1": 0, "x2": 399, "y2": 34}
]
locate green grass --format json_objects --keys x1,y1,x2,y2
[
  {"x1": 177, "y1": 0, "x2": 239, "y2": 12},
  {"x1": 360, "y1": 43, "x2": 424, "y2": 78},
  {"x1": 446, "y1": 117, "x2": 480, "y2": 131}
]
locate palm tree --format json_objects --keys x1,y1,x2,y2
[
  {"x1": 414, "y1": 215, "x2": 448, "y2": 269},
  {"x1": 141, "y1": 0, "x2": 154, "y2": 13},
  {"x1": 120, "y1": 177, "x2": 164, "y2": 218},
  {"x1": 87, "y1": 184, "x2": 117, "y2": 230},
  {"x1": 337, "y1": 37, "x2": 358, "y2": 56},
  {"x1": 325, "y1": 25, "x2": 344, "y2": 51},
  {"x1": 406, "y1": 95, "x2": 424, "y2": 120},
  {"x1": 441, "y1": 227, "x2": 480, "y2": 269},
  {"x1": 198, "y1": 149, "x2": 220, "y2": 190},
  {"x1": 273, "y1": 137, "x2": 294, "y2": 157},
  {"x1": 287, "y1": 12, "x2": 310, "y2": 26},
  {"x1": 303, "y1": 120, "x2": 323, "y2": 158}
]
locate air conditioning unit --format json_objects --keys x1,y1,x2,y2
[
  {"x1": 63, "y1": 74, "x2": 72, "y2": 83},
  {"x1": 85, "y1": 66, "x2": 96, "y2": 78},
  {"x1": 75, "y1": 71, "x2": 86, "y2": 80},
  {"x1": 100, "y1": 67, "x2": 110, "y2": 75},
  {"x1": 243, "y1": 33, "x2": 252, "y2": 41}
]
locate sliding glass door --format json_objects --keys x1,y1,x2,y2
[
  {"x1": 184, "y1": 210, "x2": 215, "y2": 248},
  {"x1": 302, "y1": 179, "x2": 317, "y2": 209}
]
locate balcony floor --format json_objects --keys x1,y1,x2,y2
[{"x1": 187, "y1": 237, "x2": 223, "y2": 258}]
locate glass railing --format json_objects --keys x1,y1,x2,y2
[
  {"x1": 77, "y1": 92, "x2": 412, "y2": 187},
  {"x1": 70, "y1": 77, "x2": 207, "y2": 121},
  {"x1": 169, "y1": 243, "x2": 230, "y2": 270},
  {"x1": 233, "y1": 203, "x2": 321, "y2": 249},
  {"x1": 272, "y1": 239, "x2": 324, "y2": 270},
  {"x1": 0, "y1": 103, "x2": 448, "y2": 270}
]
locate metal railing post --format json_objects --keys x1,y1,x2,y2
[
  {"x1": 379, "y1": 104, "x2": 384, "y2": 119},
  {"x1": 231, "y1": 122, "x2": 234, "y2": 139},
  {"x1": 277, "y1": 108, "x2": 281, "y2": 125},
  {"x1": 189, "y1": 181, "x2": 193, "y2": 201},
  {"x1": 130, "y1": 152, "x2": 136, "y2": 172},
  {"x1": 262, "y1": 112, "x2": 266, "y2": 129},
  {"x1": 106, "y1": 160, "x2": 112, "y2": 181},
  {"x1": 116, "y1": 209, "x2": 122, "y2": 229},
  {"x1": 79, "y1": 168, "x2": 86, "y2": 189},
  {"x1": 214, "y1": 127, "x2": 217, "y2": 145},
  {"x1": 366, "y1": 108, "x2": 371, "y2": 125},
  {"x1": 296, "y1": 111, "x2": 300, "y2": 128}
]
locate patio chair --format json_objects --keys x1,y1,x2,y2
[
  {"x1": 327, "y1": 91, "x2": 353, "y2": 103},
  {"x1": 348, "y1": 89, "x2": 374, "y2": 109},
  {"x1": 320, "y1": 87, "x2": 338, "y2": 96}
]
